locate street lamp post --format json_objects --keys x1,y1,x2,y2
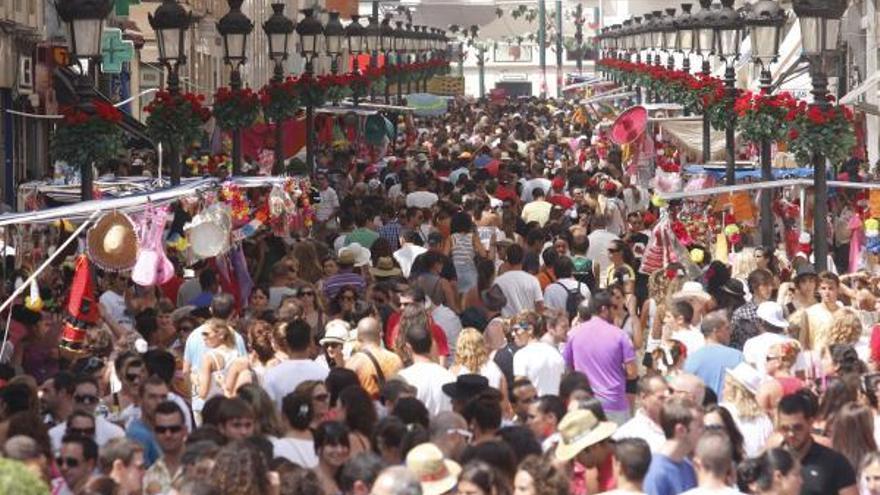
[
  {"x1": 676, "y1": 4, "x2": 694, "y2": 75},
  {"x1": 694, "y1": 0, "x2": 715, "y2": 163},
  {"x1": 712, "y1": 0, "x2": 742, "y2": 186},
  {"x1": 263, "y1": 3, "x2": 293, "y2": 175},
  {"x1": 651, "y1": 11, "x2": 663, "y2": 67},
  {"x1": 379, "y1": 16, "x2": 393, "y2": 104},
  {"x1": 574, "y1": 4, "x2": 584, "y2": 74},
  {"x1": 745, "y1": 0, "x2": 786, "y2": 251},
  {"x1": 217, "y1": 0, "x2": 253, "y2": 176},
  {"x1": 661, "y1": 8, "x2": 677, "y2": 70},
  {"x1": 149, "y1": 0, "x2": 192, "y2": 186},
  {"x1": 365, "y1": 14, "x2": 381, "y2": 101},
  {"x1": 394, "y1": 21, "x2": 407, "y2": 103},
  {"x1": 793, "y1": 0, "x2": 847, "y2": 271},
  {"x1": 324, "y1": 12, "x2": 344, "y2": 76},
  {"x1": 296, "y1": 7, "x2": 324, "y2": 176},
  {"x1": 345, "y1": 15, "x2": 365, "y2": 106},
  {"x1": 56, "y1": 0, "x2": 113, "y2": 201}
]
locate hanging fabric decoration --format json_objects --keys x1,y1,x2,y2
[
  {"x1": 60, "y1": 255, "x2": 100, "y2": 353},
  {"x1": 132, "y1": 205, "x2": 175, "y2": 287}
]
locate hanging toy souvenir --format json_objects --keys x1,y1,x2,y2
[
  {"x1": 131, "y1": 206, "x2": 175, "y2": 287},
  {"x1": 60, "y1": 255, "x2": 100, "y2": 353},
  {"x1": 25, "y1": 279, "x2": 43, "y2": 313}
]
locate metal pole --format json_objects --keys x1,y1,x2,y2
[
  {"x1": 539, "y1": 0, "x2": 547, "y2": 97},
  {"x1": 385, "y1": 51, "x2": 391, "y2": 104},
  {"x1": 759, "y1": 67, "x2": 773, "y2": 251},
  {"x1": 305, "y1": 59, "x2": 315, "y2": 175},
  {"x1": 353, "y1": 56, "x2": 361, "y2": 107},
  {"x1": 575, "y1": 4, "x2": 583, "y2": 74},
  {"x1": 702, "y1": 57, "x2": 711, "y2": 163},
  {"x1": 272, "y1": 61, "x2": 285, "y2": 176},
  {"x1": 167, "y1": 65, "x2": 182, "y2": 185},
  {"x1": 478, "y1": 48, "x2": 485, "y2": 98},
  {"x1": 397, "y1": 52, "x2": 403, "y2": 103},
  {"x1": 556, "y1": 0, "x2": 563, "y2": 98},
  {"x1": 724, "y1": 62, "x2": 736, "y2": 186},
  {"x1": 230, "y1": 68, "x2": 243, "y2": 176},
  {"x1": 811, "y1": 61, "x2": 830, "y2": 272}
]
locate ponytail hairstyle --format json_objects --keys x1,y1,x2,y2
[
  {"x1": 828, "y1": 343, "x2": 867, "y2": 375},
  {"x1": 736, "y1": 448, "x2": 798, "y2": 493}
]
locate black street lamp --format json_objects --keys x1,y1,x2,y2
[
  {"x1": 56, "y1": 0, "x2": 113, "y2": 201},
  {"x1": 366, "y1": 14, "x2": 381, "y2": 100},
  {"x1": 346, "y1": 14, "x2": 366, "y2": 106},
  {"x1": 381, "y1": 16, "x2": 394, "y2": 103},
  {"x1": 325, "y1": 11, "x2": 345, "y2": 75},
  {"x1": 676, "y1": 4, "x2": 695, "y2": 75},
  {"x1": 296, "y1": 7, "x2": 324, "y2": 175},
  {"x1": 711, "y1": 0, "x2": 742, "y2": 186},
  {"x1": 263, "y1": 2, "x2": 294, "y2": 175},
  {"x1": 793, "y1": 0, "x2": 847, "y2": 271},
  {"x1": 574, "y1": 4, "x2": 584, "y2": 73},
  {"x1": 405, "y1": 23, "x2": 416, "y2": 95},
  {"x1": 693, "y1": 0, "x2": 715, "y2": 163},
  {"x1": 394, "y1": 20, "x2": 407, "y2": 103},
  {"x1": 217, "y1": 0, "x2": 253, "y2": 176},
  {"x1": 149, "y1": 0, "x2": 192, "y2": 186},
  {"x1": 651, "y1": 11, "x2": 663, "y2": 67},
  {"x1": 660, "y1": 8, "x2": 678, "y2": 70},
  {"x1": 745, "y1": 0, "x2": 786, "y2": 251}
]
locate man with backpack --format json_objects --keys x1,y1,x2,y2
[
  {"x1": 346, "y1": 317, "x2": 403, "y2": 400},
  {"x1": 544, "y1": 257, "x2": 591, "y2": 320}
]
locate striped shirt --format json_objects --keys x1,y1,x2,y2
[{"x1": 323, "y1": 271, "x2": 366, "y2": 301}]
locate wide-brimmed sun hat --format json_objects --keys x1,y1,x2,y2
[
  {"x1": 756, "y1": 301, "x2": 789, "y2": 328},
  {"x1": 555, "y1": 409, "x2": 618, "y2": 462},
  {"x1": 87, "y1": 211, "x2": 139, "y2": 272},
  {"x1": 405, "y1": 443, "x2": 461, "y2": 495}
]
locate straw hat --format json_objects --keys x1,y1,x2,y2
[
  {"x1": 405, "y1": 443, "x2": 461, "y2": 495},
  {"x1": 673, "y1": 281, "x2": 712, "y2": 303},
  {"x1": 338, "y1": 243, "x2": 372, "y2": 268},
  {"x1": 370, "y1": 257, "x2": 402, "y2": 278},
  {"x1": 757, "y1": 301, "x2": 789, "y2": 329},
  {"x1": 554, "y1": 409, "x2": 618, "y2": 462},
  {"x1": 320, "y1": 319, "x2": 350, "y2": 346},
  {"x1": 86, "y1": 211, "x2": 139, "y2": 272}
]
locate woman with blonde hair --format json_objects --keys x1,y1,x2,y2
[
  {"x1": 449, "y1": 328, "x2": 510, "y2": 412},
  {"x1": 731, "y1": 248, "x2": 760, "y2": 282},
  {"x1": 642, "y1": 265, "x2": 684, "y2": 352},
  {"x1": 757, "y1": 341, "x2": 804, "y2": 414},
  {"x1": 197, "y1": 319, "x2": 239, "y2": 401},
  {"x1": 722, "y1": 368, "x2": 775, "y2": 457},
  {"x1": 827, "y1": 307, "x2": 863, "y2": 348}
]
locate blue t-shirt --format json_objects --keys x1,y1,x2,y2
[
  {"x1": 644, "y1": 454, "x2": 697, "y2": 495},
  {"x1": 126, "y1": 419, "x2": 162, "y2": 468},
  {"x1": 683, "y1": 343, "x2": 744, "y2": 398}
]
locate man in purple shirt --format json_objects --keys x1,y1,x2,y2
[{"x1": 563, "y1": 291, "x2": 638, "y2": 425}]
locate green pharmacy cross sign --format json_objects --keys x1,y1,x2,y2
[{"x1": 101, "y1": 28, "x2": 135, "y2": 74}]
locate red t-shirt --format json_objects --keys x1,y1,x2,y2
[{"x1": 384, "y1": 311, "x2": 450, "y2": 357}]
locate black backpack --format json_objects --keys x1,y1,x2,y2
[{"x1": 555, "y1": 281, "x2": 585, "y2": 320}]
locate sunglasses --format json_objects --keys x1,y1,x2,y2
[
  {"x1": 341, "y1": 295, "x2": 356, "y2": 301},
  {"x1": 324, "y1": 342, "x2": 343, "y2": 349},
  {"x1": 56, "y1": 456, "x2": 81, "y2": 468},
  {"x1": 154, "y1": 425, "x2": 184, "y2": 435},
  {"x1": 74, "y1": 394, "x2": 99, "y2": 405},
  {"x1": 125, "y1": 373, "x2": 141, "y2": 382},
  {"x1": 313, "y1": 393, "x2": 330, "y2": 402},
  {"x1": 68, "y1": 427, "x2": 95, "y2": 436},
  {"x1": 299, "y1": 291, "x2": 315, "y2": 297}
]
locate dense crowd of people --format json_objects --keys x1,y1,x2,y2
[{"x1": 2, "y1": 94, "x2": 880, "y2": 495}]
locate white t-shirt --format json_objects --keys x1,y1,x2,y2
[
  {"x1": 494, "y1": 270, "x2": 544, "y2": 317},
  {"x1": 432, "y1": 305, "x2": 462, "y2": 362},
  {"x1": 612, "y1": 409, "x2": 666, "y2": 453},
  {"x1": 49, "y1": 416, "x2": 125, "y2": 452},
  {"x1": 671, "y1": 328, "x2": 706, "y2": 354},
  {"x1": 513, "y1": 341, "x2": 565, "y2": 396},
  {"x1": 406, "y1": 191, "x2": 439, "y2": 209},
  {"x1": 520, "y1": 178, "x2": 553, "y2": 202},
  {"x1": 264, "y1": 359, "x2": 330, "y2": 409},
  {"x1": 397, "y1": 362, "x2": 456, "y2": 417},
  {"x1": 721, "y1": 402, "x2": 774, "y2": 458},
  {"x1": 453, "y1": 361, "x2": 505, "y2": 391},
  {"x1": 544, "y1": 278, "x2": 591, "y2": 313},
  {"x1": 270, "y1": 436, "x2": 319, "y2": 468},
  {"x1": 315, "y1": 187, "x2": 339, "y2": 222},
  {"x1": 99, "y1": 290, "x2": 130, "y2": 327}
]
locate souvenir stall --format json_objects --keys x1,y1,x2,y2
[{"x1": 0, "y1": 175, "x2": 316, "y2": 355}]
